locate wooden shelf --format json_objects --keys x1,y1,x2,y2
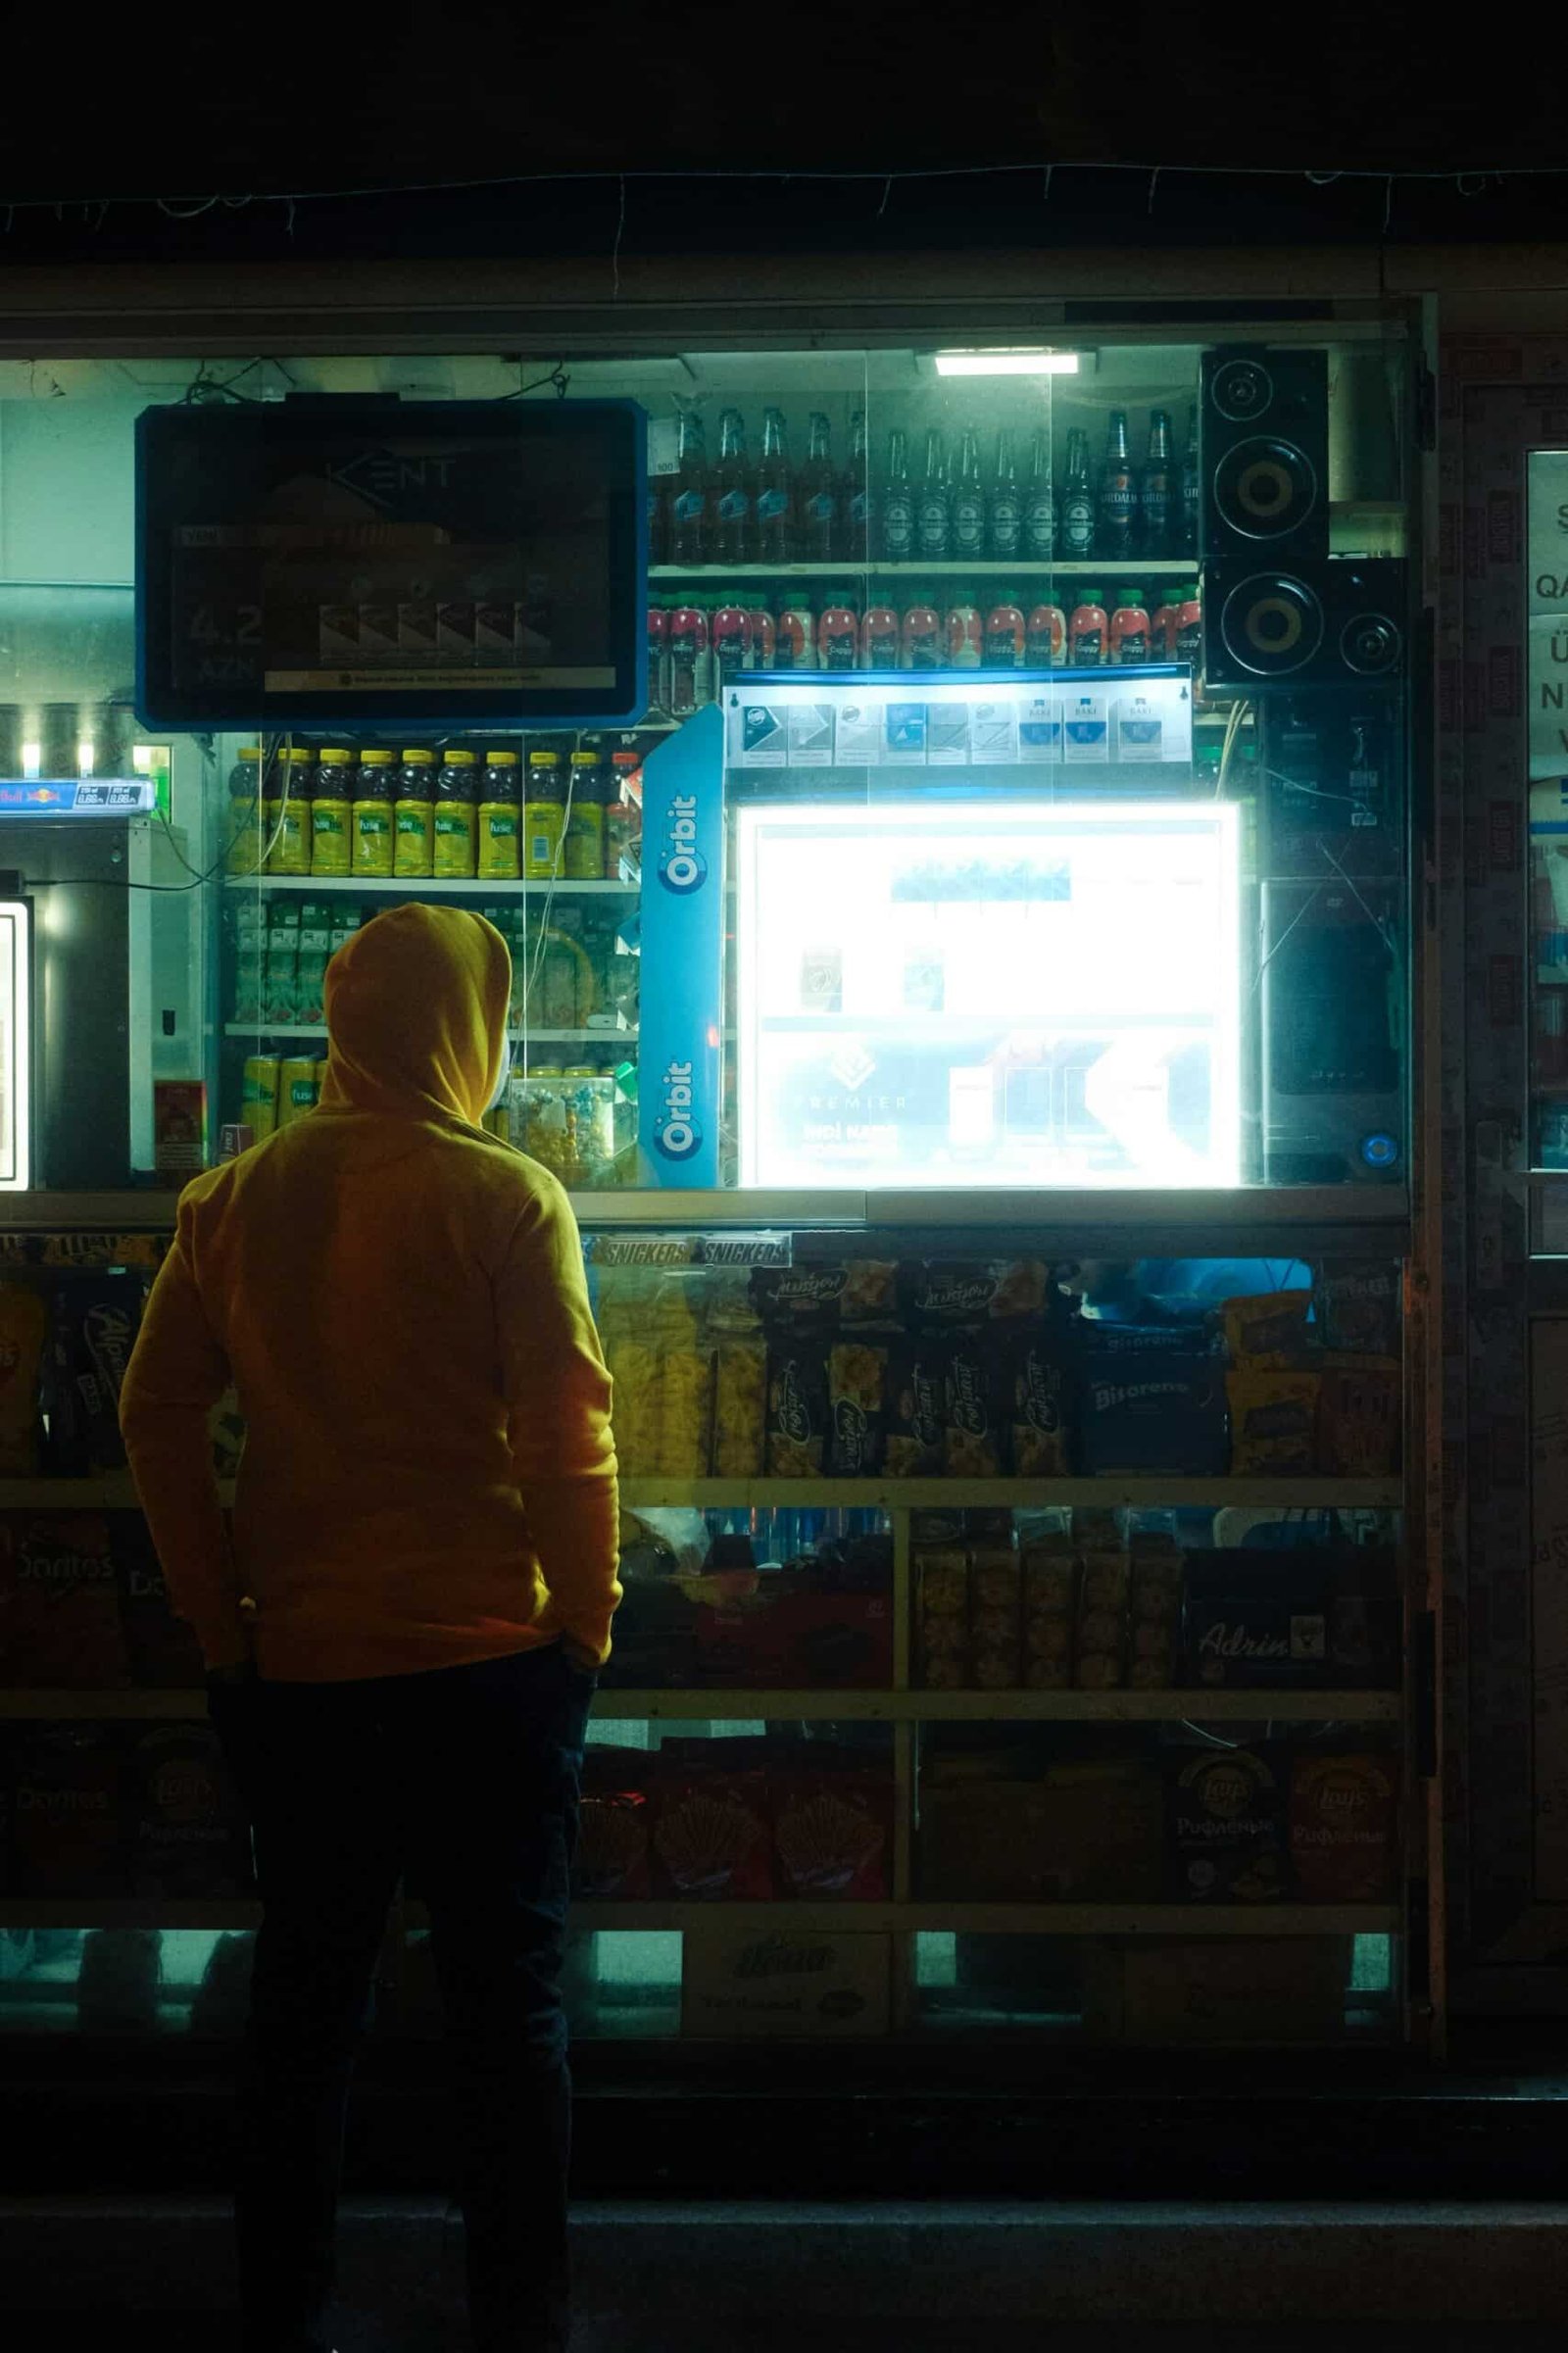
[
  {"x1": 619, "y1": 1477, "x2": 1401, "y2": 1511},
  {"x1": 224, "y1": 876, "x2": 638, "y2": 898},
  {"x1": 223, "y1": 1024, "x2": 637, "y2": 1045},
  {"x1": 0, "y1": 1686, "x2": 1403, "y2": 1724},
  {"x1": 648, "y1": 562, "x2": 1194, "y2": 581},
  {"x1": 0, "y1": 1897, "x2": 1397, "y2": 1938}
]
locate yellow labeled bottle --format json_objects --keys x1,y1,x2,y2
[
  {"x1": 395, "y1": 748, "x2": 435, "y2": 877},
  {"x1": 564, "y1": 749, "x2": 608, "y2": 880},
  {"x1": 433, "y1": 747, "x2": 479, "y2": 879},
  {"x1": 352, "y1": 748, "x2": 396, "y2": 877},
  {"x1": 265, "y1": 746, "x2": 315, "y2": 876},
  {"x1": 225, "y1": 745, "x2": 265, "y2": 875},
  {"x1": 476, "y1": 749, "x2": 522, "y2": 881},
  {"x1": 310, "y1": 747, "x2": 355, "y2": 877},
  {"x1": 524, "y1": 750, "x2": 566, "y2": 880}
]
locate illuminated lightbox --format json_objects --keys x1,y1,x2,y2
[{"x1": 735, "y1": 800, "x2": 1240, "y2": 1190}]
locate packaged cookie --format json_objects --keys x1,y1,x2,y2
[
  {"x1": 1228, "y1": 1368, "x2": 1321, "y2": 1475},
  {"x1": 885, "y1": 1340, "x2": 945, "y2": 1476},
  {"x1": 1314, "y1": 1260, "x2": 1400, "y2": 1357},
  {"x1": 652, "y1": 1762, "x2": 772, "y2": 1899},
  {"x1": 943, "y1": 1332, "x2": 1006, "y2": 1478},
  {"x1": 1008, "y1": 1325, "x2": 1071, "y2": 1476},
  {"x1": 828, "y1": 1340, "x2": 890, "y2": 1478},
  {"x1": 1022, "y1": 1536, "x2": 1077, "y2": 1688},
  {"x1": 1074, "y1": 1544, "x2": 1129, "y2": 1690},
  {"x1": 751, "y1": 1259, "x2": 900, "y2": 1331},
  {"x1": 1223, "y1": 1291, "x2": 1312, "y2": 1368},
  {"x1": 711, "y1": 1342, "x2": 767, "y2": 1478},
  {"x1": 916, "y1": 1545, "x2": 970, "y2": 1688},
  {"x1": 765, "y1": 1342, "x2": 830, "y2": 1477},
  {"x1": 1316, "y1": 1358, "x2": 1401, "y2": 1478},
  {"x1": 968, "y1": 1537, "x2": 1021, "y2": 1690},
  {"x1": 1126, "y1": 1540, "x2": 1184, "y2": 1691}
]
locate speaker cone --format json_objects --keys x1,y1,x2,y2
[
  {"x1": 1340, "y1": 609, "x2": 1401, "y2": 676},
  {"x1": 1210, "y1": 358, "x2": 1274, "y2": 423},
  {"x1": 1212, "y1": 434, "x2": 1320, "y2": 543},
  {"x1": 1218, "y1": 572, "x2": 1326, "y2": 678}
]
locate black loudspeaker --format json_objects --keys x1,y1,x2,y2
[
  {"x1": 1200, "y1": 347, "x2": 1328, "y2": 561},
  {"x1": 1203, "y1": 558, "x2": 1405, "y2": 690}
]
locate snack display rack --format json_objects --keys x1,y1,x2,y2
[{"x1": 0, "y1": 1184, "x2": 1419, "y2": 2044}]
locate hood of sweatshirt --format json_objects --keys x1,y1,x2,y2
[{"x1": 318, "y1": 903, "x2": 512, "y2": 1131}]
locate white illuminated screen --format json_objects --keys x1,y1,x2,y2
[
  {"x1": 0, "y1": 902, "x2": 30, "y2": 1191},
  {"x1": 736, "y1": 802, "x2": 1240, "y2": 1190}
]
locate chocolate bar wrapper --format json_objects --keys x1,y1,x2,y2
[
  {"x1": 765, "y1": 1342, "x2": 829, "y2": 1478},
  {"x1": 1008, "y1": 1326, "x2": 1071, "y2": 1475},
  {"x1": 828, "y1": 1340, "x2": 889, "y2": 1478},
  {"x1": 943, "y1": 1332, "x2": 1006, "y2": 1478}
]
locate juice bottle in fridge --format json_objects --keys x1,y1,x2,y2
[
  {"x1": 433, "y1": 748, "x2": 479, "y2": 879},
  {"x1": 394, "y1": 748, "x2": 435, "y2": 877},
  {"x1": 352, "y1": 749, "x2": 396, "y2": 877},
  {"x1": 564, "y1": 750, "x2": 608, "y2": 879},
  {"x1": 524, "y1": 751, "x2": 567, "y2": 879},
  {"x1": 266, "y1": 746, "x2": 315, "y2": 875},
  {"x1": 310, "y1": 749, "x2": 354, "y2": 877},
  {"x1": 476, "y1": 749, "x2": 522, "y2": 881}
]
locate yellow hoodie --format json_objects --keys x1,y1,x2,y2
[{"x1": 121, "y1": 903, "x2": 620, "y2": 1680}]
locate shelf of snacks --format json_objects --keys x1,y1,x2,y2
[
  {"x1": 0, "y1": 1898, "x2": 1398, "y2": 1936},
  {"x1": 223, "y1": 876, "x2": 640, "y2": 899},
  {"x1": 617, "y1": 1478, "x2": 1401, "y2": 1512},
  {"x1": 0, "y1": 1687, "x2": 1403, "y2": 1724}
]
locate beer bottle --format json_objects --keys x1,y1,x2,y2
[
  {"x1": 712, "y1": 407, "x2": 753, "y2": 565},
  {"x1": 1141, "y1": 410, "x2": 1175, "y2": 562},
  {"x1": 952, "y1": 427, "x2": 986, "y2": 560},
  {"x1": 881, "y1": 427, "x2": 916, "y2": 564},
  {"x1": 757, "y1": 407, "x2": 795, "y2": 564},
  {"x1": 1022, "y1": 430, "x2": 1056, "y2": 562},
  {"x1": 1060, "y1": 428, "x2": 1095, "y2": 561},
  {"x1": 1099, "y1": 410, "x2": 1136, "y2": 560},
  {"x1": 843, "y1": 409, "x2": 871, "y2": 564},
  {"x1": 986, "y1": 428, "x2": 1024, "y2": 562},
  {"x1": 916, "y1": 429, "x2": 951, "y2": 562},
  {"x1": 670, "y1": 409, "x2": 710, "y2": 565},
  {"x1": 1180, "y1": 401, "x2": 1200, "y2": 558},
  {"x1": 800, "y1": 412, "x2": 839, "y2": 562}
]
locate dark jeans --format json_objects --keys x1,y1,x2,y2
[{"x1": 208, "y1": 1642, "x2": 595, "y2": 2353}]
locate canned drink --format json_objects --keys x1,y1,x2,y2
[
  {"x1": 277, "y1": 1056, "x2": 320, "y2": 1127},
  {"x1": 219, "y1": 1123, "x2": 255, "y2": 1161},
  {"x1": 315, "y1": 1060, "x2": 330, "y2": 1095},
  {"x1": 241, "y1": 1055, "x2": 280, "y2": 1143}
]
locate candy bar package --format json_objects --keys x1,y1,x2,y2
[
  {"x1": 1223, "y1": 1291, "x2": 1313, "y2": 1369},
  {"x1": 1316, "y1": 1358, "x2": 1401, "y2": 1477},
  {"x1": 942, "y1": 1331, "x2": 1007, "y2": 1478},
  {"x1": 827, "y1": 1340, "x2": 890, "y2": 1478},
  {"x1": 1313, "y1": 1260, "x2": 1401, "y2": 1357},
  {"x1": 42, "y1": 1272, "x2": 148, "y2": 1472},
  {"x1": 1289, "y1": 1750, "x2": 1399, "y2": 1902},
  {"x1": 115, "y1": 1514, "x2": 204, "y2": 1689},
  {"x1": 8, "y1": 1721, "x2": 127, "y2": 1896},
  {"x1": 127, "y1": 1721, "x2": 253, "y2": 1898},
  {"x1": 1227, "y1": 1369, "x2": 1322, "y2": 1475},
  {"x1": 1074, "y1": 1544, "x2": 1130, "y2": 1691},
  {"x1": 1077, "y1": 1324, "x2": 1228, "y2": 1478},
  {"x1": 910, "y1": 1259, "x2": 1051, "y2": 1327},
  {"x1": 1168, "y1": 1745, "x2": 1287, "y2": 1903},
  {"x1": 0, "y1": 1511, "x2": 128, "y2": 1687}
]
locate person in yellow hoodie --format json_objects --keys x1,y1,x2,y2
[{"x1": 122, "y1": 903, "x2": 619, "y2": 2353}]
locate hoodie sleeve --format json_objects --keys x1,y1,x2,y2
[
  {"x1": 497, "y1": 1177, "x2": 621, "y2": 1666},
  {"x1": 121, "y1": 1198, "x2": 249, "y2": 1673}
]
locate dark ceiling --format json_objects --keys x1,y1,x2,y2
[{"x1": 0, "y1": 8, "x2": 1556, "y2": 260}]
